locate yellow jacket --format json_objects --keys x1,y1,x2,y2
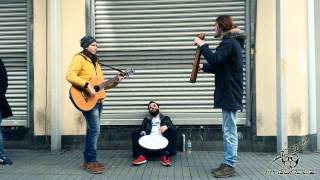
[{"x1": 66, "y1": 53, "x2": 104, "y2": 88}]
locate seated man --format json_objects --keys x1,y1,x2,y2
[{"x1": 131, "y1": 101, "x2": 177, "y2": 166}]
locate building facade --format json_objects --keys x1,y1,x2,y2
[{"x1": 1, "y1": 0, "x2": 319, "y2": 152}]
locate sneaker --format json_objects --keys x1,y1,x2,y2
[
  {"x1": 132, "y1": 155, "x2": 147, "y2": 165},
  {"x1": 82, "y1": 162, "x2": 104, "y2": 174},
  {"x1": 213, "y1": 164, "x2": 235, "y2": 178},
  {"x1": 160, "y1": 155, "x2": 171, "y2": 166},
  {"x1": 211, "y1": 163, "x2": 227, "y2": 173},
  {"x1": 0, "y1": 156, "x2": 13, "y2": 165}
]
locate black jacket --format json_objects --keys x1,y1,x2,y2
[
  {"x1": 0, "y1": 58, "x2": 13, "y2": 118},
  {"x1": 200, "y1": 29, "x2": 246, "y2": 110},
  {"x1": 139, "y1": 113, "x2": 175, "y2": 135}
]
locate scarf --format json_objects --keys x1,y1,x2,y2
[{"x1": 81, "y1": 49, "x2": 99, "y2": 65}]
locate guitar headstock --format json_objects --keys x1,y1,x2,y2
[{"x1": 121, "y1": 67, "x2": 135, "y2": 78}]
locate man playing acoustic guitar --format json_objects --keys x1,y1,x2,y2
[{"x1": 66, "y1": 35, "x2": 123, "y2": 174}]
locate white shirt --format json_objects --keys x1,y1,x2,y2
[{"x1": 150, "y1": 116, "x2": 162, "y2": 136}]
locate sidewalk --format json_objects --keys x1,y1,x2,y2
[{"x1": 0, "y1": 149, "x2": 319, "y2": 180}]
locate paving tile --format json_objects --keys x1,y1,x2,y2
[{"x1": 0, "y1": 150, "x2": 318, "y2": 180}]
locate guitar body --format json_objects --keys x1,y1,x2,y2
[{"x1": 69, "y1": 77, "x2": 106, "y2": 112}]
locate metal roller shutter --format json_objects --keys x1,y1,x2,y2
[
  {"x1": 0, "y1": 0, "x2": 31, "y2": 127},
  {"x1": 90, "y1": 0, "x2": 249, "y2": 125}
]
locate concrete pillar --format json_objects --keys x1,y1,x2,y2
[
  {"x1": 48, "y1": 0, "x2": 61, "y2": 152},
  {"x1": 314, "y1": 0, "x2": 320, "y2": 152},
  {"x1": 307, "y1": 0, "x2": 316, "y2": 139},
  {"x1": 276, "y1": 0, "x2": 288, "y2": 152}
]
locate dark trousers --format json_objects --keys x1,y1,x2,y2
[{"x1": 132, "y1": 128, "x2": 177, "y2": 158}]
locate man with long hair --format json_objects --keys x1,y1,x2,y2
[{"x1": 194, "y1": 15, "x2": 246, "y2": 178}]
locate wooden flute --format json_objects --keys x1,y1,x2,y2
[{"x1": 190, "y1": 33, "x2": 205, "y2": 83}]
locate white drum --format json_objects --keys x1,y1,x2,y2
[{"x1": 138, "y1": 135, "x2": 169, "y2": 150}]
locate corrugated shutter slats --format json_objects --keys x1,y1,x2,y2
[{"x1": 93, "y1": 0, "x2": 247, "y2": 125}]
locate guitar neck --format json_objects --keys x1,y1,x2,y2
[
  {"x1": 98, "y1": 75, "x2": 119, "y2": 91},
  {"x1": 94, "y1": 67, "x2": 133, "y2": 91}
]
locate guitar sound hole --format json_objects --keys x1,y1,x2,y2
[{"x1": 94, "y1": 86, "x2": 100, "y2": 92}]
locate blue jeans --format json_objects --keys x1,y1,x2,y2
[
  {"x1": 82, "y1": 103, "x2": 102, "y2": 163},
  {"x1": 222, "y1": 109, "x2": 238, "y2": 167},
  {"x1": 0, "y1": 111, "x2": 5, "y2": 157}
]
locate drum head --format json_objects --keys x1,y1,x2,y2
[{"x1": 138, "y1": 135, "x2": 169, "y2": 150}]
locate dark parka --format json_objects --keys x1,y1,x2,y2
[
  {"x1": 200, "y1": 29, "x2": 246, "y2": 110},
  {"x1": 0, "y1": 59, "x2": 13, "y2": 118},
  {"x1": 139, "y1": 113, "x2": 175, "y2": 135}
]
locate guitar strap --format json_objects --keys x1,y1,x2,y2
[
  {"x1": 79, "y1": 53, "x2": 124, "y2": 73},
  {"x1": 98, "y1": 62, "x2": 124, "y2": 73}
]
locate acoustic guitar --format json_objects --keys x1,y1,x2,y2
[{"x1": 69, "y1": 67, "x2": 135, "y2": 111}]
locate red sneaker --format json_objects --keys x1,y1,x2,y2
[
  {"x1": 132, "y1": 155, "x2": 147, "y2": 165},
  {"x1": 160, "y1": 155, "x2": 172, "y2": 166}
]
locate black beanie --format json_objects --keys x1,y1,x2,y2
[
  {"x1": 148, "y1": 101, "x2": 159, "y2": 108},
  {"x1": 80, "y1": 35, "x2": 96, "y2": 49}
]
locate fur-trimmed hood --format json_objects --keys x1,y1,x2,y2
[{"x1": 223, "y1": 28, "x2": 246, "y2": 48}]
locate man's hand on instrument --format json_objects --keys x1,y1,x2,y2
[
  {"x1": 116, "y1": 73, "x2": 125, "y2": 83},
  {"x1": 140, "y1": 131, "x2": 146, "y2": 136},
  {"x1": 86, "y1": 84, "x2": 96, "y2": 96},
  {"x1": 159, "y1": 125, "x2": 168, "y2": 133},
  {"x1": 193, "y1": 37, "x2": 205, "y2": 47},
  {"x1": 198, "y1": 64, "x2": 203, "y2": 71}
]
